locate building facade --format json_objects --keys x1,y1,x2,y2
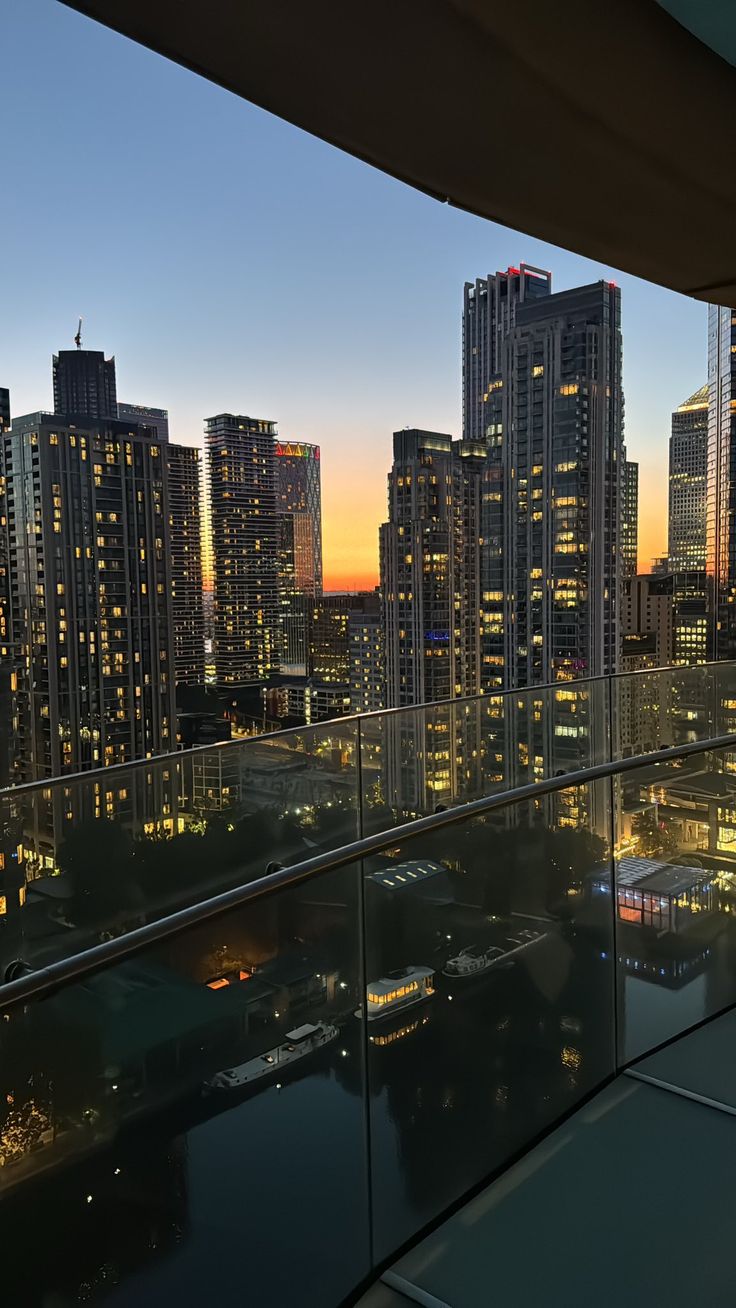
[
  {"x1": 52, "y1": 349, "x2": 118, "y2": 420},
  {"x1": 2, "y1": 413, "x2": 176, "y2": 781},
  {"x1": 480, "y1": 280, "x2": 624, "y2": 692},
  {"x1": 462, "y1": 264, "x2": 551, "y2": 442},
  {"x1": 707, "y1": 304, "x2": 736, "y2": 660},
  {"x1": 0, "y1": 387, "x2": 15, "y2": 789},
  {"x1": 205, "y1": 413, "x2": 280, "y2": 686},
  {"x1": 349, "y1": 596, "x2": 384, "y2": 713},
  {"x1": 619, "y1": 574, "x2": 674, "y2": 755},
  {"x1": 669, "y1": 384, "x2": 708, "y2": 572},
  {"x1": 118, "y1": 403, "x2": 170, "y2": 443},
  {"x1": 275, "y1": 440, "x2": 323, "y2": 674},
  {"x1": 621, "y1": 458, "x2": 638, "y2": 580},
  {"x1": 275, "y1": 440, "x2": 322, "y2": 596},
  {"x1": 380, "y1": 429, "x2": 485, "y2": 709},
  {"x1": 167, "y1": 443, "x2": 205, "y2": 685}
]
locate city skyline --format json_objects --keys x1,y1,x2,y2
[{"x1": 3, "y1": 0, "x2": 707, "y2": 590}]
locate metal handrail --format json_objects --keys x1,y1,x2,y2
[
  {"x1": 0, "y1": 659, "x2": 728, "y2": 799},
  {"x1": 1, "y1": 729, "x2": 732, "y2": 1013}
]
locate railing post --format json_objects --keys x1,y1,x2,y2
[
  {"x1": 355, "y1": 714, "x2": 374, "y2": 1273},
  {"x1": 609, "y1": 768, "x2": 620, "y2": 1071},
  {"x1": 356, "y1": 716, "x2": 364, "y2": 842},
  {"x1": 607, "y1": 671, "x2": 620, "y2": 1068}
]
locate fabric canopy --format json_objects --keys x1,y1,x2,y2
[{"x1": 61, "y1": 0, "x2": 736, "y2": 306}]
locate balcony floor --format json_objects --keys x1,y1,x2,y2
[{"x1": 358, "y1": 1010, "x2": 736, "y2": 1308}]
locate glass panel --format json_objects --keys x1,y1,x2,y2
[
  {"x1": 611, "y1": 664, "x2": 719, "y2": 759},
  {"x1": 615, "y1": 745, "x2": 736, "y2": 1061},
  {"x1": 0, "y1": 865, "x2": 368, "y2": 1306},
  {"x1": 360, "y1": 680, "x2": 610, "y2": 834},
  {"x1": 363, "y1": 778, "x2": 614, "y2": 1257},
  {"x1": 0, "y1": 720, "x2": 359, "y2": 972}
]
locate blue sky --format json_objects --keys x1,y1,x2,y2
[{"x1": 2, "y1": 0, "x2": 707, "y2": 583}]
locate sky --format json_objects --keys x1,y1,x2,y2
[{"x1": 2, "y1": 1, "x2": 708, "y2": 590}]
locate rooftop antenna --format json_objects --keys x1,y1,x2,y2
[{"x1": 74, "y1": 317, "x2": 83, "y2": 350}]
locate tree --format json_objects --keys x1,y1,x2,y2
[{"x1": 632, "y1": 810, "x2": 679, "y2": 859}]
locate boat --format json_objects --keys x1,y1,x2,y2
[
  {"x1": 442, "y1": 927, "x2": 548, "y2": 980},
  {"x1": 204, "y1": 1021, "x2": 338, "y2": 1091},
  {"x1": 357, "y1": 965, "x2": 435, "y2": 1021}
]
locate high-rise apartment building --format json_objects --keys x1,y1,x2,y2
[
  {"x1": 380, "y1": 429, "x2": 486, "y2": 708},
  {"x1": 671, "y1": 571, "x2": 708, "y2": 665},
  {"x1": 349, "y1": 597, "x2": 384, "y2": 713},
  {"x1": 307, "y1": 592, "x2": 378, "y2": 683},
  {"x1": 666, "y1": 384, "x2": 709, "y2": 668},
  {"x1": 167, "y1": 443, "x2": 205, "y2": 685},
  {"x1": 52, "y1": 349, "x2": 118, "y2": 420},
  {"x1": 380, "y1": 430, "x2": 485, "y2": 813},
  {"x1": 707, "y1": 305, "x2": 736, "y2": 660},
  {"x1": 463, "y1": 264, "x2": 551, "y2": 441},
  {"x1": 621, "y1": 459, "x2": 638, "y2": 580},
  {"x1": 118, "y1": 403, "x2": 170, "y2": 443},
  {"x1": 2, "y1": 413, "x2": 175, "y2": 781},
  {"x1": 480, "y1": 281, "x2": 623, "y2": 691},
  {"x1": 669, "y1": 384, "x2": 708, "y2": 571},
  {"x1": 0, "y1": 387, "x2": 14, "y2": 787},
  {"x1": 205, "y1": 413, "x2": 280, "y2": 686},
  {"x1": 275, "y1": 441, "x2": 322, "y2": 596},
  {"x1": 276, "y1": 440, "x2": 323, "y2": 674}
]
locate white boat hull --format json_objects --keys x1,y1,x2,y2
[{"x1": 205, "y1": 1023, "x2": 339, "y2": 1092}]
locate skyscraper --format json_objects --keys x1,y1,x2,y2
[
  {"x1": 2, "y1": 413, "x2": 175, "y2": 780},
  {"x1": 349, "y1": 595, "x2": 384, "y2": 713},
  {"x1": 480, "y1": 281, "x2": 623, "y2": 690},
  {"x1": 667, "y1": 384, "x2": 709, "y2": 668},
  {"x1": 205, "y1": 413, "x2": 280, "y2": 685},
  {"x1": 275, "y1": 441, "x2": 322, "y2": 595},
  {"x1": 167, "y1": 443, "x2": 205, "y2": 685},
  {"x1": 463, "y1": 264, "x2": 551, "y2": 441},
  {"x1": 380, "y1": 429, "x2": 486, "y2": 708},
  {"x1": 669, "y1": 384, "x2": 708, "y2": 571},
  {"x1": 118, "y1": 402, "x2": 170, "y2": 442},
  {"x1": 0, "y1": 387, "x2": 14, "y2": 787},
  {"x1": 275, "y1": 440, "x2": 323, "y2": 674},
  {"x1": 621, "y1": 459, "x2": 639, "y2": 580},
  {"x1": 707, "y1": 305, "x2": 736, "y2": 660},
  {"x1": 52, "y1": 349, "x2": 118, "y2": 420}
]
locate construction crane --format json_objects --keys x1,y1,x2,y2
[{"x1": 74, "y1": 318, "x2": 83, "y2": 349}]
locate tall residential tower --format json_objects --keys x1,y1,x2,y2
[
  {"x1": 707, "y1": 305, "x2": 736, "y2": 660},
  {"x1": 463, "y1": 264, "x2": 551, "y2": 441},
  {"x1": 621, "y1": 459, "x2": 638, "y2": 580},
  {"x1": 2, "y1": 413, "x2": 176, "y2": 780},
  {"x1": 380, "y1": 429, "x2": 485, "y2": 708},
  {"x1": 52, "y1": 349, "x2": 118, "y2": 420},
  {"x1": 480, "y1": 280, "x2": 624, "y2": 691},
  {"x1": 205, "y1": 413, "x2": 280, "y2": 685},
  {"x1": 669, "y1": 384, "x2": 708, "y2": 572},
  {"x1": 167, "y1": 443, "x2": 205, "y2": 685}
]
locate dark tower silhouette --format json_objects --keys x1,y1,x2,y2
[{"x1": 52, "y1": 348, "x2": 118, "y2": 419}]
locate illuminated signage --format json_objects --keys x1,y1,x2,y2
[{"x1": 274, "y1": 442, "x2": 320, "y2": 460}]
